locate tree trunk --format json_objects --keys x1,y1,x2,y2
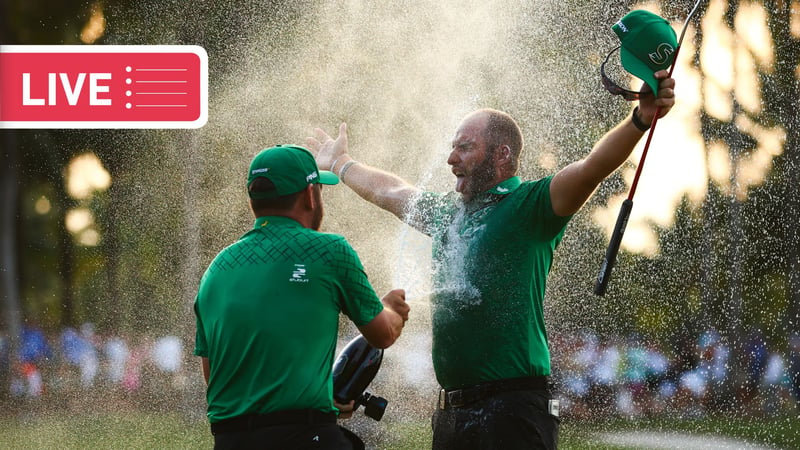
[
  {"x1": 179, "y1": 130, "x2": 206, "y2": 419},
  {"x1": 0, "y1": 0, "x2": 24, "y2": 395},
  {"x1": 770, "y1": 1, "x2": 800, "y2": 335},
  {"x1": 57, "y1": 184, "x2": 76, "y2": 327},
  {"x1": 1, "y1": 132, "x2": 23, "y2": 383}
]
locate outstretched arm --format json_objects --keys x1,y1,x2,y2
[
  {"x1": 549, "y1": 70, "x2": 676, "y2": 217},
  {"x1": 306, "y1": 123, "x2": 421, "y2": 220}
]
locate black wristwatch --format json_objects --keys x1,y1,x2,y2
[{"x1": 631, "y1": 106, "x2": 651, "y2": 132}]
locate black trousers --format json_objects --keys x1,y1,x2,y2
[
  {"x1": 431, "y1": 389, "x2": 560, "y2": 450},
  {"x1": 213, "y1": 423, "x2": 354, "y2": 450}
]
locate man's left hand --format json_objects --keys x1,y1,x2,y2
[
  {"x1": 335, "y1": 399, "x2": 356, "y2": 420},
  {"x1": 637, "y1": 70, "x2": 676, "y2": 123}
]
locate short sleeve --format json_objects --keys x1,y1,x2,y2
[
  {"x1": 193, "y1": 299, "x2": 208, "y2": 357},
  {"x1": 328, "y1": 237, "x2": 384, "y2": 327},
  {"x1": 522, "y1": 175, "x2": 572, "y2": 240}
]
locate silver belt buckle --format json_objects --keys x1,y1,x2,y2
[
  {"x1": 548, "y1": 399, "x2": 560, "y2": 417},
  {"x1": 438, "y1": 389, "x2": 447, "y2": 409}
]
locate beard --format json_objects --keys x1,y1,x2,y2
[
  {"x1": 461, "y1": 155, "x2": 497, "y2": 201},
  {"x1": 311, "y1": 186, "x2": 324, "y2": 231}
]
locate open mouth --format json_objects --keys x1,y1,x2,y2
[{"x1": 453, "y1": 171, "x2": 466, "y2": 192}]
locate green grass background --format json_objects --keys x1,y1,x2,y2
[{"x1": 1, "y1": 412, "x2": 798, "y2": 449}]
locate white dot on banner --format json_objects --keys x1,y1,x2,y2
[
  {"x1": 126, "y1": 78, "x2": 132, "y2": 84},
  {"x1": 126, "y1": 103, "x2": 132, "y2": 109},
  {"x1": 126, "y1": 66, "x2": 132, "y2": 72},
  {"x1": 126, "y1": 91, "x2": 132, "y2": 96}
]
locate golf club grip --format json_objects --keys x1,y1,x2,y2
[{"x1": 594, "y1": 199, "x2": 633, "y2": 296}]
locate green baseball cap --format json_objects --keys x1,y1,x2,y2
[
  {"x1": 247, "y1": 145, "x2": 339, "y2": 199},
  {"x1": 612, "y1": 10, "x2": 678, "y2": 95}
]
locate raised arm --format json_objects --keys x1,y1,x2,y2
[
  {"x1": 306, "y1": 123, "x2": 421, "y2": 220},
  {"x1": 549, "y1": 70, "x2": 676, "y2": 217}
]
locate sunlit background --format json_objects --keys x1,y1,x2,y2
[{"x1": 2, "y1": 0, "x2": 800, "y2": 449}]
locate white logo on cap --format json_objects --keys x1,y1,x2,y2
[
  {"x1": 648, "y1": 43, "x2": 675, "y2": 65},
  {"x1": 251, "y1": 168, "x2": 269, "y2": 175},
  {"x1": 615, "y1": 20, "x2": 628, "y2": 33},
  {"x1": 306, "y1": 171, "x2": 318, "y2": 183}
]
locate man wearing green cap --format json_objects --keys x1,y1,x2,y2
[
  {"x1": 307, "y1": 12, "x2": 677, "y2": 450},
  {"x1": 194, "y1": 145, "x2": 410, "y2": 449}
]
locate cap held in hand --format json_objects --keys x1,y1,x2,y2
[
  {"x1": 247, "y1": 145, "x2": 339, "y2": 199},
  {"x1": 612, "y1": 10, "x2": 678, "y2": 95}
]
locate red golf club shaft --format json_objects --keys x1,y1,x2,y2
[{"x1": 594, "y1": 0, "x2": 703, "y2": 296}]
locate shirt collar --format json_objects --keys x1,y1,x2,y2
[
  {"x1": 253, "y1": 215, "x2": 302, "y2": 229},
  {"x1": 461, "y1": 176, "x2": 521, "y2": 211},
  {"x1": 486, "y1": 176, "x2": 521, "y2": 195}
]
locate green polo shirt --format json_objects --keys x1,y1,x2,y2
[
  {"x1": 193, "y1": 216, "x2": 383, "y2": 423},
  {"x1": 407, "y1": 176, "x2": 571, "y2": 389}
]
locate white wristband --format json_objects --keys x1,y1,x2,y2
[
  {"x1": 339, "y1": 160, "x2": 360, "y2": 183},
  {"x1": 329, "y1": 157, "x2": 341, "y2": 173}
]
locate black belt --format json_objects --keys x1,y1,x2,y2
[
  {"x1": 438, "y1": 376, "x2": 549, "y2": 410},
  {"x1": 210, "y1": 409, "x2": 336, "y2": 435}
]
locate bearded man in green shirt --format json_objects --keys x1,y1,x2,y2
[
  {"x1": 194, "y1": 145, "x2": 409, "y2": 449},
  {"x1": 307, "y1": 68, "x2": 676, "y2": 449}
]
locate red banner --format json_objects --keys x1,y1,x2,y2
[{"x1": 0, "y1": 45, "x2": 207, "y2": 129}]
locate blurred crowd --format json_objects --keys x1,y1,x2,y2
[
  {"x1": 2, "y1": 322, "x2": 799, "y2": 421},
  {"x1": 551, "y1": 328, "x2": 800, "y2": 419},
  {"x1": 0, "y1": 322, "x2": 189, "y2": 408}
]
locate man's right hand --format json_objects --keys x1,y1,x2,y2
[
  {"x1": 382, "y1": 289, "x2": 409, "y2": 323},
  {"x1": 306, "y1": 122, "x2": 349, "y2": 172},
  {"x1": 358, "y1": 289, "x2": 409, "y2": 348}
]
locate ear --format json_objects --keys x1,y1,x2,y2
[
  {"x1": 300, "y1": 184, "x2": 316, "y2": 211},
  {"x1": 497, "y1": 145, "x2": 511, "y2": 162}
]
